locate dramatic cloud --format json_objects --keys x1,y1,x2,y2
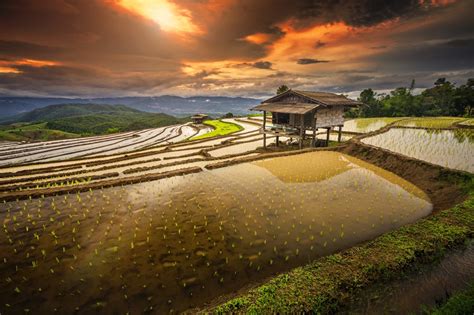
[
  {"x1": 296, "y1": 59, "x2": 330, "y2": 65},
  {"x1": 0, "y1": 0, "x2": 472, "y2": 98},
  {"x1": 252, "y1": 61, "x2": 273, "y2": 70}
]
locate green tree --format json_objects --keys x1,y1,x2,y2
[
  {"x1": 357, "y1": 88, "x2": 384, "y2": 117},
  {"x1": 421, "y1": 78, "x2": 456, "y2": 116},
  {"x1": 452, "y1": 78, "x2": 474, "y2": 116},
  {"x1": 276, "y1": 85, "x2": 289, "y2": 95}
]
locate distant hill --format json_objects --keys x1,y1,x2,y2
[
  {"x1": 0, "y1": 95, "x2": 260, "y2": 119},
  {"x1": 2, "y1": 103, "x2": 142, "y2": 123},
  {"x1": 0, "y1": 103, "x2": 185, "y2": 141}
]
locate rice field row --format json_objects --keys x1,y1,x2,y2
[{"x1": 362, "y1": 128, "x2": 474, "y2": 173}]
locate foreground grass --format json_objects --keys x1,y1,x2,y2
[
  {"x1": 191, "y1": 120, "x2": 243, "y2": 140},
  {"x1": 425, "y1": 281, "x2": 474, "y2": 314},
  {"x1": 211, "y1": 175, "x2": 474, "y2": 314}
]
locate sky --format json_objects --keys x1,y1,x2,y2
[{"x1": 0, "y1": 0, "x2": 473, "y2": 99}]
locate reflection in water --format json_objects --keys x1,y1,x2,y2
[
  {"x1": 0, "y1": 152, "x2": 432, "y2": 313},
  {"x1": 343, "y1": 118, "x2": 404, "y2": 133},
  {"x1": 362, "y1": 128, "x2": 474, "y2": 173}
]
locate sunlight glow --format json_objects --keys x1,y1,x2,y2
[{"x1": 115, "y1": 0, "x2": 201, "y2": 34}]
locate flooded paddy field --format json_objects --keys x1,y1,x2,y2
[
  {"x1": 362, "y1": 128, "x2": 474, "y2": 173},
  {"x1": 394, "y1": 117, "x2": 466, "y2": 128},
  {"x1": 342, "y1": 118, "x2": 404, "y2": 133},
  {"x1": 0, "y1": 151, "x2": 432, "y2": 313},
  {"x1": 0, "y1": 125, "x2": 198, "y2": 166}
]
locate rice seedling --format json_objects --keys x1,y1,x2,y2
[{"x1": 0, "y1": 151, "x2": 434, "y2": 313}]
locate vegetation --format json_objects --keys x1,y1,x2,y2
[
  {"x1": 0, "y1": 122, "x2": 79, "y2": 142},
  {"x1": 426, "y1": 281, "x2": 474, "y2": 314},
  {"x1": 212, "y1": 175, "x2": 474, "y2": 314},
  {"x1": 0, "y1": 103, "x2": 185, "y2": 141},
  {"x1": 46, "y1": 112, "x2": 180, "y2": 135},
  {"x1": 277, "y1": 85, "x2": 289, "y2": 95},
  {"x1": 348, "y1": 78, "x2": 474, "y2": 118},
  {"x1": 190, "y1": 119, "x2": 242, "y2": 140}
]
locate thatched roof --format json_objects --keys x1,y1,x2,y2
[
  {"x1": 257, "y1": 89, "x2": 362, "y2": 108},
  {"x1": 252, "y1": 103, "x2": 318, "y2": 114}
]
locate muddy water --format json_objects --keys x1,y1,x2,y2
[
  {"x1": 346, "y1": 242, "x2": 474, "y2": 314},
  {"x1": 0, "y1": 151, "x2": 432, "y2": 314},
  {"x1": 362, "y1": 128, "x2": 474, "y2": 173}
]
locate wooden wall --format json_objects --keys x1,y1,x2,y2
[{"x1": 315, "y1": 106, "x2": 344, "y2": 128}]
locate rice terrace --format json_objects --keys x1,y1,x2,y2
[{"x1": 1, "y1": 0, "x2": 474, "y2": 314}]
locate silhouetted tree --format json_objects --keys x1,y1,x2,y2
[{"x1": 276, "y1": 85, "x2": 289, "y2": 94}]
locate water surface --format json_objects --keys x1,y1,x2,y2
[
  {"x1": 362, "y1": 128, "x2": 474, "y2": 173},
  {"x1": 0, "y1": 151, "x2": 432, "y2": 313}
]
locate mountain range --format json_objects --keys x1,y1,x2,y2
[{"x1": 0, "y1": 95, "x2": 261, "y2": 119}]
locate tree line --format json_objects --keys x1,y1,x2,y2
[{"x1": 348, "y1": 78, "x2": 474, "y2": 118}]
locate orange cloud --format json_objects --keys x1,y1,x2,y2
[
  {"x1": 0, "y1": 66, "x2": 21, "y2": 74},
  {"x1": 243, "y1": 33, "x2": 273, "y2": 45},
  {"x1": 0, "y1": 59, "x2": 61, "y2": 74},
  {"x1": 112, "y1": 0, "x2": 201, "y2": 34}
]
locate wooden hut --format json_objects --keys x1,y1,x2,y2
[
  {"x1": 191, "y1": 114, "x2": 209, "y2": 124},
  {"x1": 252, "y1": 89, "x2": 362, "y2": 148}
]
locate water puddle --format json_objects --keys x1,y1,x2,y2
[
  {"x1": 362, "y1": 128, "x2": 474, "y2": 173},
  {"x1": 0, "y1": 151, "x2": 432, "y2": 313}
]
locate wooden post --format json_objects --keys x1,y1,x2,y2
[
  {"x1": 276, "y1": 136, "x2": 279, "y2": 147},
  {"x1": 263, "y1": 111, "x2": 267, "y2": 149},
  {"x1": 338, "y1": 125, "x2": 342, "y2": 143},
  {"x1": 299, "y1": 114, "x2": 304, "y2": 149},
  {"x1": 326, "y1": 127, "x2": 330, "y2": 147},
  {"x1": 311, "y1": 110, "x2": 316, "y2": 147}
]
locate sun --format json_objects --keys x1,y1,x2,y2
[{"x1": 115, "y1": 0, "x2": 200, "y2": 34}]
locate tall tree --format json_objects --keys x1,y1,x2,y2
[
  {"x1": 421, "y1": 78, "x2": 456, "y2": 116},
  {"x1": 357, "y1": 88, "x2": 384, "y2": 117}
]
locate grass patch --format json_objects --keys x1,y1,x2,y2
[
  {"x1": 210, "y1": 175, "x2": 474, "y2": 314},
  {"x1": 190, "y1": 120, "x2": 242, "y2": 140}
]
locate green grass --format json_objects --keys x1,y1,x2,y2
[
  {"x1": 211, "y1": 174, "x2": 474, "y2": 314},
  {"x1": 0, "y1": 104, "x2": 185, "y2": 141},
  {"x1": 190, "y1": 120, "x2": 243, "y2": 140},
  {"x1": 427, "y1": 281, "x2": 474, "y2": 314},
  {"x1": 46, "y1": 112, "x2": 181, "y2": 135},
  {"x1": 0, "y1": 122, "x2": 79, "y2": 142},
  {"x1": 394, "y1": 117, "x2": 465, "y2": 128}
]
